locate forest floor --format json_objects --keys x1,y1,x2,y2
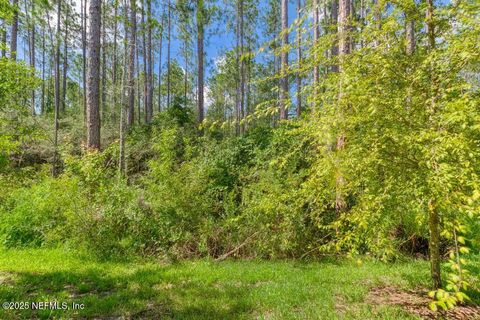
[{"x1": 0, "y1": 249, "x2": 479, "y2": 320}]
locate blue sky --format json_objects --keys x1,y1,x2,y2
[{"x1": 157, "y1": 0, "x2": 304, "y2": 79}]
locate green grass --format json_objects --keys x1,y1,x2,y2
[{"x1": 0, "y1": 248, "x2": 464, "y2": 319}]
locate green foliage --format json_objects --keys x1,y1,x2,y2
[
  {"x1": 0, "y1": 58, "x2": 39, "y2": 171},
  {"x1": 0, "y1": 0, "x2": 479, "y2": 314}
]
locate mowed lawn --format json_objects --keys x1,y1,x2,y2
[{"x1": 0, "y1": 248, "x2": 466, "y2": 319}]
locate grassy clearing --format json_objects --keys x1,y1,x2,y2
[{"x1": 0, "y1": 249, "x2": 475, "y2": 319}]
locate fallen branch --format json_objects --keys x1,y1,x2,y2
[{"x1": 215, "y1": 232, "x2": 259, "y2": 262}]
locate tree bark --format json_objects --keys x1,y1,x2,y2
[
  {"x1": 112, "y1": 0, "x2": 118, "y2": 105},
  {"x1": 167, "y1": 0, "x2": 171, "y2": 108},
  {"x1": 313, "y1": 0, "x2": 319, "y2": 85},
  {"x1": 331, "y1": 0, "x2": 339, "y2": 73},
  {"x1": 52, "y1": 0, "x2": 62, "y2": 176},
  {"x1": 279, "y1": 0, "x2": 288, "y2": 120},
  {"x1": 86, "y1": 0, "x2": 101, "y2": 150},
  {"x1": 406, "y1": 19, "x2": 415, "y2": 55},
  {"x1": 426, "y1": 0, "x2": 441, "y2": 290},
  {"x1": 29, "y1": 0, "x2": 36, "y2": 115},
  {"x1": 141, "y1": 0, "x2": 148, "y2": 123},
  {"x1": 62, "y1": 3, "x2": 69, "y2": 113},
  {"x1": 296, "y1": 0, "x2": 302, "y2": 117},
  {"x1": 41, "y1": 26, "x2": 45, "y2": 114},
  {"x1": 240, "y1": 0, "x2": 245, "y2": 132},
  {"x1": 157, "y1": 11, "x2": 164, "y2": 112},
  {"x1": 101, "y1": 0, "x2": 107, "y2": 119},
  {"x1": 112, "y1": 0, "x2": 118, "y2": 121},
  {"x1": 145, "y1": 0, "x2": 153, "y2": 122},
  {"x1": 136, "y1": 30, "x2": 141, "y2": 124},
  {"x1": 235, "y1": 0, "x2": 241, "y2": 135},
  {"x1": 119, "y1": 0, "x2": 129, "y2": 176},
  {"x1": 196, "y1": 0, "x2": 204, "y2": 124},
  {"x1": 335, "y1": 0, "x2": 351, "y2": 213},
  {"x1": 82, "y1": 0, "x2": 87, "y2": 130},
  {"x1": 10, "y1": 0, "x2": 18, "y2": 60},
  {"x1": 127, "y1": 0, "x2": 136, "y2": 127}
]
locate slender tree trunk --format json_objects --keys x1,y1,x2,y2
[
  {"x1": 167, "y1": 0, "x2": 171, "y2": 108},
  {"x1": 296, "y1": 0, "x2": 302, "y2": 116},
  {"x1": 127, "y1": 0, "x2": 136, "y2": 127},
  {"x1": 112, "y1": 0, "x2": 118, "y2": 118},
  {"x1": 41, "y1": 26, "x2": 46, "y2": 114},
  {"x1": 145, "y1": 0, "x2": 153, "y2": 122},
  {"x1": 136, "y1": 31, "x2": 141, "y2": 124},
  {"x1": 331, "y1": 0, "x2": 339, "y2": 73},
  {"x1": 157, "y1": 12, "x2": 163, "y2": 112},
  {"x1": 240, "y1": 0, "x2": 246, "y2": 132},
  {"x1": 272, "y1": 8, "x2": 278, "y2": 127},
  {"x1": 426, "y1": 0, "x2": 441, "y2": 290},
  {"x1": 62, "y1": 4, "x2": 69, "y2": 113},
  {"x1": 406, "y1": 19, "x2": 415, "y2": 55},
  {"x1": 30, "y1": 0, "x2": 36, "y2": 115},
  {"x1": 86, "y1": 0, "x2": 101, "y2": 150},
  {"x1": 335, "y1": 0, "x2": 351, "y2": 213},
  {"x1": 338, "y1": 0, "x2": 351, "y2": 70},
  {"x1": 10, "y1": 0, "x2": 18, "y2": 60},
  {"x1": 52, "y1": 0, "x2": 62, "y2": 176},
  {"x1": 82, "y1": 0, "x2": 87, "y2": 130},
  {"x1": 279, "y1": 0, "x2": 289, "y2": 120},
  {"x1": 196, "y1": 0, "x2": 204, "y2": 124},
  {"x1": 46, "y1": 12, "x2": 54, "y2": 111},
  {"x1": 141, "y1": 0, "x2": 148, "y2": 123},
  {"x1": 119, "y1": 0, "x2": 129, "y2": 175},
  {"x1": 182, "y1": 37, "x2": 188, "y2": 103},
  {"x1": 101, "y1": 0, "x2": 107, "y2": 119},
  {"x1": 313, "y1": 0, "x2": 319, "y2": 86},
  {"x1": 235, "y1": 0, "x2": 241, "y2": 135}
]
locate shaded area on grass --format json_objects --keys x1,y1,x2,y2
[{"x1": 0, "y1": 248, "x2": 475, "y2": 319}]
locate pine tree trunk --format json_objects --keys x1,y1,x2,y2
[
  {"x1": 331, "y1": 0, "x2": 339, "y2": 73},
  {"x1": 136, "y1": 32, "x2": 141, "y2": 124},
  {"x1": 196, "y1": 0, "x2": 204, "y2": 124},
  {"x1": 184, "y1": 40, "x2": 188, "y2": 104},
  {"x1": 127, "y1": 0, "x2": 136, "y2": 127},
  {"x1": 157, "y1": 12, "x2": 163, "y2": 112},
  {"x1": 279, "y1": 0, "x2": 289, "y2": 120},
  {"x1": 426, "y1": 0, "x2": 441, "y2": 290},
  {"x1": 101, "y1": 0, "x2": 107, "y2": 119},
  {"x1": 313, "y1": 0, "x2": 319, "y2": 86},
  {"x1": 235, "y1": 0, "x2": 240, "y2": 135},
  {"x1": 86, "y1": 0, "x2": 101, "y2": 150},
  {"x1": 141, "y1": 0, "x2": 148, "y2": 123},
  {"x1": 10, "y1": 0, "x2": 18, "y2": 60},
  {"x1": 406, "y1": 19, "x2": 415, "y2": 55},
  {"x1": 167, "y1": 0, "x2": 171, "y2": 108},
  {"x1": 146, "y1": 0, "x2": 153, "y2": 122},
  {"x1": 82, "y1": 0, "x2": 87, "y2": 130},
  {"x1": 41, "y1": 26, "x2": 45, "y2": 114},
  {"x1": 240, "y1": 0, "x2": 246, "y2": 132},
  {"x1": 52, "y1": 0, "x2": 62, "y2": 176},
  {"x1": 112, "y1": 0, "x2": 118, "y2": 121},
  {"x1": 62, "y1": 4, "x2": 69, "y2": 113},
  {"x1": 119, "y1": 0, "x2": 129, "y2": 176},
  {"x1": 335, "y1": 0, "x2": 351, "y2": 213},
  {"x1": 296, "y1": 0, "x2": 302, "y2": 116},
  {"x1": 30, "y1": 0, "x2": 36, "y2": 115}
]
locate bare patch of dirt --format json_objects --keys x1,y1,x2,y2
[
  {"x1": 0, "y1": 272, "x2": 16, "y2": 286},
  {"x1": 365, "y1": 285, "x2": 480, "y2": 320}
]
